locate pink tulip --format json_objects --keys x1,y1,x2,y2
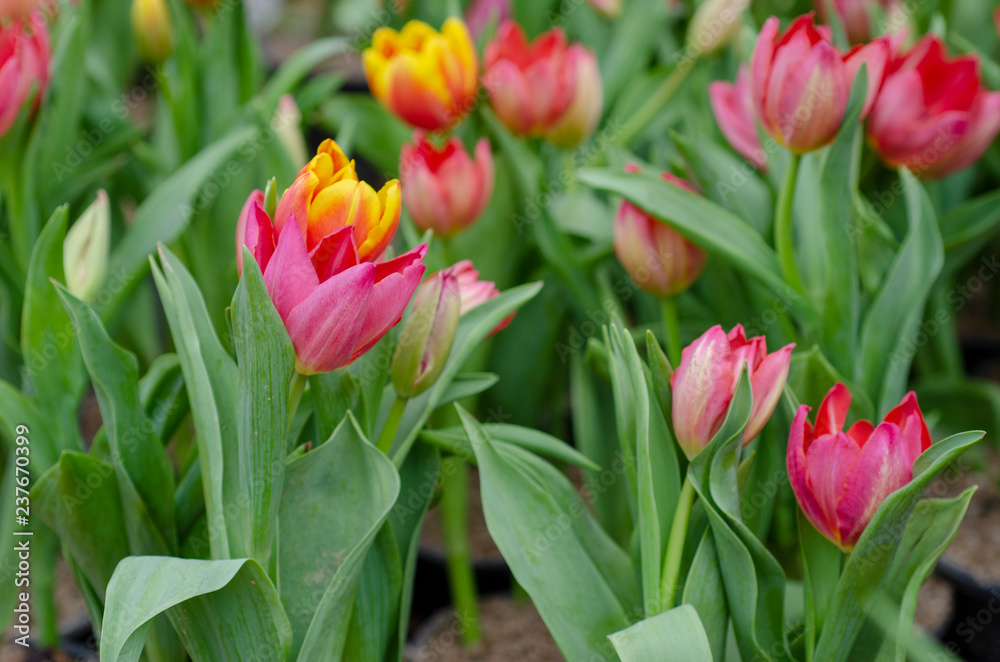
[
  {"x1": 0, "y1": 13, "x2": 50, "y2": 138},
  {"x1": 451, "y1": 259, "x2": 513, "y2": 335},
  {"x1": 586, "y1": 0, "x2": 621, "y2": 18},
  {"x1": 708, "y1": 66, "x2": 767, "y2": 170},
  {"x1": 236, "y1": 139, "x2": 426, "y2": 375},
  {"x1": 867, "y1": 35, "x2": 1000, "y2": 179},
  {"x1": 787, "y1": 383, "x2": 932, "y2": 551},
  {"x1": 749, "y1": 14, "x2": 889, "y2": 153},
  {"x1": 815, "y1": 0, "x2": 888, "y2": 44},
  {"x1": 465, "y1": 0, "x2": 510, "y2": 40},
  {"x1": 483, "y1": 21, "x2": 602, "y2": 147},
  {"x1": 671, "y1": 324, "x2": 794, "y2": 459},
  {"x1": 613, "y1": 164, "x2": 707, "y2": 297},
  {"x1": 391, "y1": 267, "x2": 461, "y2": 398},
  {"x1": 399, "y1": 131, "x2": 495, "y2": 238}
]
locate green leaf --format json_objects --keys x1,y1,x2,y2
[
  {"x1": 608, "y1": 604, "x2": 714, "y2": 662},
  {"x1": 55, "y1": 284, "x2": 175, "y2": 554},
  {"x1": 419, "y1": 424, "x2": 600, "y2": 471},
  {"x1": 600, "y1": 0, "x2": 668, "y2": 106},
  {"x1": 344, "y1": 525, "x2": 402, "y2": 662},
  {"x1": 681, "y1": 532, "x2": 728, "y2": 662},
  {"x1": 813, "y1": 430, "x2": 985, "y2": 661},
  {"x1": 152, "y1": 247, "x2": 239, "y2": 559},
  {"x1": 20, "y1": 206, "x2": 86, "y2": 455},
  {"x1": 103, "y1": 125, "x2": 257, "y2": 320},
  {"x1": 100, "y1": 556, "x2": 291, "y2": 662},
  {"x1": 310, "y1": 369, "x2": 359, "y2": 444},
  {"x1": 856, "y1": 170, "x2": 944, "y2": 415},
  {"x1": 318, "y1": 94, "x2": 411, "y2": 177},
  {"x1": 31, "y1": 452, "x2": 128, "y2": 602},
  {"x1": 436, "y1": 372, "x2": 500, "y2": 407},
  {"x1": 578, "y1": 168, "x2": 817, "y2": 324},
  {"x1": 260, "y1": 39, "x2": 351, "y2": 114},
  {"x1": 387, "y1": 282, "x2": 543, "y2": 464},
  {"x1": 460, "y1": 405, "x2": 636, "y2": 662},
  {"x1": 279, "y1": 414, "x2": 400, "y2": 661},
  {"x1": 231, "y1": 248, "x2": 296, "y2": 567}
]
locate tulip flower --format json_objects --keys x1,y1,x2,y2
[
  {"x1": 236, "y1": 139, "x2": 426, "y2": 375},
  {"x1": 363, "y1": 18, "x2": 479, "y2": 132},
  {"x1": 687, "y1": 0, "x2": 749, "y2": 56},
  {"x1": 613, "y1": 164, "x2": 707, "y2": 298},
  {"x1": 671, "y1": 324, "x2": 794, "y2": 459},
  {"x1": 585, "y1": 0, "x2": 621, "y2": 18},
  {"x1": 64, "y1": 190, "x2": 110, "y2": 303},
  {"x1": 816, "y1": 0, "x2": 888, "y2": 44},
  {"x1": 399, "y1": 132, "x2": 494, "y2": 238},
  {"x1": 452, "y1": 259, "x2": 513, "y2": 335},
  {"x1": 483, "y1": 21, "x2": 602, "y2": 148},
  {"x1": 465, "y1": 0, "x2": 510, "y2": 41},
  {"x1": 0, "y1": 13, "x2": 50, "y2": 138},
  {"x1": 750, "y1": 14, "x2": 889, "y2": 153},
  {"x1": 867, "y1": 35, "x2": 1000, "y2": 179},
  {"x1": 131, "y1": 0, "x2": 172, "y2": 63},
  {"x1": 787, "y1": 383, "x2": 932, "y2": 551},
  {"x1": 708, "y1": 66, "x2": 767, "y2": 170},
  {"x1": 391, "y1": 267, "x2": 461, "y2": 399},
  {"x1": 0, "y1": 0, "x2": 40, "y2": 20}
]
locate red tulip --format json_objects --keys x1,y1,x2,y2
[
  {"x1": 483, "y1": 21, "x2": 602, "y2": 147},
  {"x1": 867, "y1": 35, "x2": 1000, "y2": 179},
  {"x1": 709, "y1": 66, "x2": 767, "y2": 170},
  {"x1": 671, "y1": 324, "x2": 794, "y2": 459},
  {"x1": 613, "y1": 164, "x2": 707, "y2": 297},
  {"x1": 236, "y1": 139, "x2": 426, "y2": 375},
  {"x1": 465, "y1": 0, "x2": 510, "y2": 40},
  {"x1": 750, "y1": 14, "x2": 889, "y2": 153},
  {"x1": 815, "y1": 0, "x2": 888, "y2": 44},
  {"x1": 787, "y1": 383, "x2": 932, "y2": 551},
  {"x1": 400, "y1": 131, "x2": 495, "y2": 238},
  {"x1": 0, "y1": 13, "x2": 50, "y2": 138}
]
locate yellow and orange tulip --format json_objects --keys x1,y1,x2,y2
[{"x1": 363, "y1": 18, "x2": 479, "y2": 132}]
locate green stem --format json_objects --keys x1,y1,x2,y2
[
  {"x1": 775, "y1": 154, "x2": 804, "y2": 294},
  {"x1": 660, "y1": 297, "x2": 682, "y2": 368},
  {"x1": 441, "y1": 457, "x2": 480, "y2": 646},
  {"x1": 660, "y1": 475, "x2": 696, "y2": 608},
  {"x1": 375, "y1": 395, "x2": 407, "y2": 456},
  {"x1": 614, "y1": 60, "x2": 695, "y2": 147},
  {"x1": 287, "y1": 371, "x2": 308, "y2": 431}
]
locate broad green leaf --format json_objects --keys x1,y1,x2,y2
[
  {"x1": 814, "y1": 430, "x2": 985, "y2": 661},
  {"x1": 344, "y1": 525, "x2": 402, "y2": 662},
  {"x1": 419, "y1": 424, "x2": 600, "y2": 471},
  {"x1": 231, "y1": 248, "x2": 296, "y2": 567},
  {"x1": 137, "y1": 354, "x2": 189, "y2": 445},
  {"x1": 799, "y1": 510, "x2": 842, "y2": 658},
  {"x1": 578, "y1": 168, "x2": 817, "y2": 324},
  {"x1": 856, "y1": 170, "x2": 943, "y2": 415},
  {"x1": 279, "y1": 414, "x2": 400, "y2": 661},
  {"x1": 55, "y1": 284, "x2": 175, "y2": 554},
  {"x1": 20, "y1": 206, "x2": 85, "y2": 455},
  {"x1": 104, "y1": 125, "x2": 257, "y2": 320},
  {"x1": 152, "y1": 247, "x2": 239, "y2": 559},
  {"x1": 460, "y1": 405, "x2": 635, "y2": 662},
  {"x1": 681, "y1": 532, "x2": 728, "y2": 662},
  {"x1": 609, "y1": 604, "x2": 714, "y2": 662},
  {"x1": 100, "y1": 556, "x2": 290, "y2": 662},
  {"x1": 356, "y1": 333, "x2": 393, "y2": 440},
  {"x1": 310, "y1": 369, "x2": 359, "y2": 444},
  {"x1": 387, "y1": 282, "x2": 543, "y2": 465},
  {"x1": 31, "y1": 452, "x2": 128, "y2": 602}
]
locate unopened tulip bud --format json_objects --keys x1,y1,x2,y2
[
  {"x1": 274, "y1": 95, "x2": 308, "y2": 167},
  {"x1": 63, "y1": 190, "x2": 110, "y2": 303},
  {"x1": 131, "y1": 0, "x2": 173, "y2": 63},
  {"x1": 687, "y1": 0, "x2": 748, "y2": 56},
  {"x1": 391, "y1": 268, "x2": 461, "y2": 399}
]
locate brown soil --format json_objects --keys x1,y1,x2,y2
[
  {"x1": 915, "y1": 575, "x2": 953, "y2": 634},
  {"x1": 406, "y1": 596, "x2": 563, "y2": 662},
  {"x1": 420, "y1": 468, "x2": 503, "y2": 562}
]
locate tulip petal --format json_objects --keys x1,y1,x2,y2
[
  {"x1": 787, "y1": 405, "x2": 839, "y2": 544},
  {"x1": 708, "y1": 70, "x2": 766, "y2": 169},
  {"x1": 309, "y1": 225, "x2": 359, "y2": 282},
  {"x1": 836, "y1": 421, "x2": 912, "y2": 549},
  {"x1": 775, "y1": 41, "x2": 847, "y2": 152},
  {"x1": 670, "y1": 324, "x2": 736, "y2": 458},
  {"x1": 846, "y1": 419, "x2": 874, "y2": 446},
  {"x1": 357, "y1": 180, "x2": 402, "y2": 262},
  {"x1": 843, "y1": 37, "x2": 890, "y2": 118},
  {"x1": 285, "y1": 263, "x2": 377, "y2": 375},
  {"x1": 805, "y1": 431, "x2": 859, "y2": 548},
  {"x1": 750, "y1": 17, "x2": 781, "y2": 123},
  {"x1": 305, "y1": 178, "x2": 359, "y2": 249},
  {"x1": 882, "y1": 391, "x2": 932, "y2": 463},
  {"x1": 350, "y1": 244, "x2": 428, "y2": 360},
  {"x1": 263, "y1": 218, "x2": 320, "y2": 323},
  {"x1": 744, "y1": 343, "x2": 795, "y2": 444},
  {"x1": 814, "y1": 382, "x2": 852, "y2": 438}
]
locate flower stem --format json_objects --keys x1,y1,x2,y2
[
  {"x1": 615, "y1": 60, "x2": 695, "y2": 147},
  {"x1": 441, "y1": 457, "x2": 481, "y2": 646},
  {"x1": 775, "y1": 154, "x2": 804, "y2": 293},
  {"x1": 660, "y1": 296, "x2": 682, "y2": 367},
  {"x1": 288, "y1": 371, "x2": 308, "y2": 431},
  {"x1": 376, "y1": 395, "x2": 407, "y2": 456},
  {"x1": 660, "y1": 474, "x2": 696, "y2": 608}
]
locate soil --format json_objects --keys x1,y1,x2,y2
[
  {"x1": 915, "y1": 575, "x2": 953, "y2": 635},
  {"x1": 406, "y1": 596, "x2": 563, "y2": 662},
  {"x1": 420, "y1": 468, "x2": 503, "y2": 562}
]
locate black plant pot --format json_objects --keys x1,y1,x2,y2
[
  {"x1": 936, "y1": 562, "x2": 1000, "y2": 662},
  {"x1": 410, "y1": 549, "x2": 512, "y2": 620}
]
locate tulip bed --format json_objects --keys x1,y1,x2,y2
[{"x1": 2, "y1": 0, "x2": 1000, "y2": 660}]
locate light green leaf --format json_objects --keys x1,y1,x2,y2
[
  {"x1": 419, "y1": 424, "x2": 600, "y2": 471},
  {"x1": 609, "y1": 604, "x2": 714, "y2": 662}
]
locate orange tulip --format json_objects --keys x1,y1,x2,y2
[
  {"x1": 363, "y1": 18, "x2": 479, "y2": 132},
  {"x1": 273, "y1": 139, "x2": 401, "y2": 263}
]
